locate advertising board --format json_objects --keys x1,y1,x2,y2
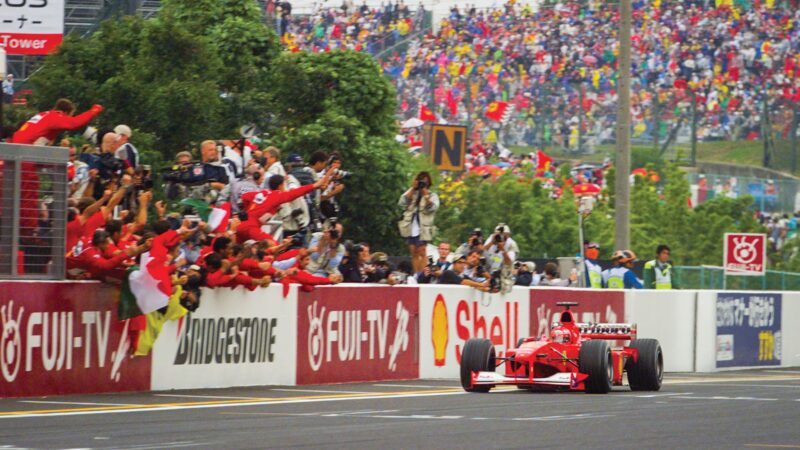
[
  {"x1": 0, "y1": 0, "x2": 63, "y2": 55},
  {"x1": 716, "y1": 292, "x2": 781, "y2": 368},
  {"x1": 150, "y1": 284, "x2": 297, "y2": 390},
  {"x1": 0, "y1": 281, "x2": 150, "y2": 397},
  {"x1": 419, "y1": 286, "x2": 529, "y2": 379},
  {"x1": 296, "y1": 285, "x2": 418, "y2": 384},
  {"x1": 529, "y1": 288, "x2": 624, "y2": 338}
]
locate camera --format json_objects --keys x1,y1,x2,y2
[
  {"x1": 184, "y1": 214, "x2": 201, "y2": 228},
  {"x1": 494, "y1": 234, "x2": 504, "y2": 244},
  {"x1": 332, "y1": 169, "x2": 352, "y2": 180},
  {"x1": 416, "y1": 179, "x2": 428, "y2": 190},
  {"x1": 327, "y1": 217, "x2": 339, "y2": 240},
  {"x1": 290, "y1": 229, "x2": 307, "y2": 247},
  {"x1": 139, "y1": 164, "x2": 154, "y2": 190}
]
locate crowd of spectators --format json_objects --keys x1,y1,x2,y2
[
  {"x1": 277, "y1": 0, "x2": 425, "y2": 54},
  {"x1": 277, "y1": 0, "x2": 800, "y2": 152}
]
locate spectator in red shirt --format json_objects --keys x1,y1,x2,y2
[
  {"x1": 67, "y1": 229, "x2": 149, "y2": 280},
  {"x1": 282, "y1": 251, "x2": 343, "y2": 292},
  {"x1": 237, "y1": 169, "x2": 334, "y2": 244}
]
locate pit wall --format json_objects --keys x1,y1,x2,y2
[{"x1": 0, "y1": 282, "x2": 795, "y2": 397}]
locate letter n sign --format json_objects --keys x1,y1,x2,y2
[{"x1": 429, "y1": 125, "x2": 466, "y2": 171}]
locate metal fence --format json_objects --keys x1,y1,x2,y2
[
  {"x1": 684, "y1": 173, "x2": 799, "y2": 213},
  {"x1": 674, "y1": 266, "x2": 800, "y2": 291},
  {"x1": 0, "y1": 144, "x2": 68, "y2": 279}
]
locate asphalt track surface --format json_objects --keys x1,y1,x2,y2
[{"x1": 1, "y1": 369, "x2": 800, "y2": 449}]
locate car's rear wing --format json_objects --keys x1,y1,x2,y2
[{"x1": 575, "y1": 323, "x2": 637, "y2": 340}]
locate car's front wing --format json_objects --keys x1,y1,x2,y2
[{"x1": 471, "y1": 371, "x2": 589, "y2": 390}]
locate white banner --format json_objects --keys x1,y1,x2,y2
[
  {"x1": 0, "y1": 0, "x2": 64, "y2": 55},
  {"x1": 150, "y1": 284, "x2": 297, "y2": 390},
  {"x1": 419, "y1": 285, "x2": 530, "y2": 379}
]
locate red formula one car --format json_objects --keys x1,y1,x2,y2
[{"x1": 460, "y1": 302, "x2": 663, "y2": 393}]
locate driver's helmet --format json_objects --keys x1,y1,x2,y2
[{"x1": 550, "y1": 326, "x2": 573, "y2": 344}]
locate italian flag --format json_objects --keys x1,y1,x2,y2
[
  {"x1": 180, "y1": 199, "x2": 231, "y2": 234},
  {"x1": 128, "y1": 230, "x2": 177, "y2": 314},
  {"x1": 207, "y1": 202, "x2": 231, "y2": 234}
]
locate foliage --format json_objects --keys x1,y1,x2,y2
[
  {"x1": 28, "y1": 0, "x2": 410, "y2": 253},
  {"x1": 435, "y1": 162, "x2": 767, "y2": 266}
]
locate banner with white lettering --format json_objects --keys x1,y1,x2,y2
[
  {"x1": 716, "y1": 293, "x2": 782, "y2": 368},
  {"x1": 0, "y1": 281, "x2": 150, "y2": 397},
  {"x1": 150, "y1": 284, "x2": 297, "y2": 389},
  {"x1": 418, "y1": 285, "x2": 530, "y2": 379},
  {"x1": 0, "y1": 0, "x2": 63, "y2": 55},
  {"x1": 296, "y1": 285, "x2": 419, "y2": 384}
]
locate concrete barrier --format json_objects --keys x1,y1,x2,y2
[{"x1": 4, "y1": 281, "x2": 800, "y2": 397}]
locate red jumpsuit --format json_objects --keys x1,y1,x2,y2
[
  {"x1": 10, "y1": 105, "x2": 103, "y2": 238},
  {"x1": 237, "y1": 185, "x2": 315, "y2": 243},
  {"x1": 66, "y1": 241, "x2": 129, "y2": 280}
]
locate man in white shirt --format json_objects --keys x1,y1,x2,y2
[
  {"x1": 261, "y1": 146, "x2": 286, "y2": 188},
  {"x1": 483, "y1": 223, "x2": 518, "y2": 294}
]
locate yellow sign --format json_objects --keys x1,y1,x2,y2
[{"x1": 425, "y1": 124, "x2": 467, "y2": 171}]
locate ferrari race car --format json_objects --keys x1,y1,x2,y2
[{"x1": 460, "y1": 302, "x2": 663, "y2": 394}]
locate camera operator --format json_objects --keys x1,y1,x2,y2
[
  {"x1": 456, "y1": 228, "x2": 485, "y2": 257},
  {"x1": 462, "y1": 250, "x2": 491, "y2": 283},
  {"x1": 230, "y1": 162, "x2": 265, "y2": 213},
  {"x1": 483, "y1": 223, "x2": 518, "y2": 294},
  {"x1": 398, "y1": 171, "x2": 440, "y2": 274},
  {"x1": 113, "y1": 125, "x2": 139, "y2": 174},
  {"x1": 417, "y1": 241, "x2": 453, "y2": 284},
  {"x1": 539, "y1": 261, "x2": 578, "y2": 287},
  {"x1": 514, "y1": 261, "x2": 540, "y2": 286},
  {"x1": 277, "y1": 155, "x2": 311, "y2": 240},
  {"x1": 339, "y1": 242, "x2": 375, "y2": 283},
  {"x1": 437, "y1": 254, "x2": 490, "y2": 292},
  {"x1": 370, "y1": 253, "x2": 398, "y2": 285},
  {"x1": 163, "y1": 146, "x2": 230, "y2": 203},
  {"x1": 306, "y1": 221, "x2": 345, "y2": 277},
  {"x1": 318, "y1": 153, "x2": 347, "y2": 223},
  {"x1": 200, "y1": 140, "x2": 233, "y2": 201}
]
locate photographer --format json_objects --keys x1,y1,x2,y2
[
  {"x1": 417, "y1": 241, "x2": 452, "y2": 284},
  {"x1": 338, "y1": 242, "x2": 374, "y2": 283},
  {"x1": 163, "y1": 147, "x2": 230, "y2": 203},
  {"x1": 514, "y1": 261, "x2": 540, "y2": 286},
  {"x1": 318, "y1": 153, "x2": 347, "y2": 224},
  {"x1": 398, "y1": 171, "x2": 440, "y2": 273},
  {"x1": 483, "y1": 223, "x2": 518, "y2": 294},
  {"x1": 438, "y1": 254, "x2": 490, "y2": 292},
  {"x1": 277, "y1": 156, "x2": 311, "y2": 240},
  {"x1": 456, "y1": 228, "x2": 485, "y2": 257},
  {"x1": 306, "y1": 221, "x2": 345, "y2": 277},
  {"x1": 462, "y1": 250, "x2": 491, "y2": 283}
]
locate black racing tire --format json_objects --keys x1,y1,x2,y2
[
  {"x1": 579, "y1": 340, "x2": 613, "y2": 394},
  {"x1": 626, "y1": 339, "x2": 664, "y2": 391},
  {"x1": 460, "y1": 338, "x2": 496, "y2": 393}
]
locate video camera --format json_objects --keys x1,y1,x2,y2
[{"x1": 163, "y1": 162, "x2": 229, "y2": 200}]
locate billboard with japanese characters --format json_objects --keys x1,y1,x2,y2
[{"x1": 0, "y1": 0, "x2": 63, "y2": 55}]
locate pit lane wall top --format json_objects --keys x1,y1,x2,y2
[{"x1": 1, "y1": 282, "x2": 798, "y2": 397}]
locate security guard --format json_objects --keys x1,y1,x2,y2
[
  {"x1": 602, "y1": 250, "x2": 642, "y2": 289},
  {"x1": 643, "y1": 244, "x2": 678, "y2": 289},
  {"x1": 583, "y1": 242, "x2": 603, "y2": 288}
]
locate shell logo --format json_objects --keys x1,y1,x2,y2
[{"x1": 431, "y1": 295, "x2": 449, "y2": 367}]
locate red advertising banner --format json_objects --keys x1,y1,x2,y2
[
  {"x1": 529, "y1": 289, "x2": 625, "y2": 338},
  {"x1": 297, "y1": 286, "x2": 419, "y2": 384},
  {"x1": 0, "y1": 33, "x2": 62, "y2": 55},
  {"x1": 724, "y1": 233, "x2": 767, "y2": 276},
  {"x1": 0, "y1": 282, "x2": 151, "y2": 397}
]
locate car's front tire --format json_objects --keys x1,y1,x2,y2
[
  {"x1": 579, "y1": 340, "x2": 613, "y2": 394},
  {"x1": 626, "y1": 339, "x2": 663, "y2": 391},
  {"x1": 460, "y1": 338, "x2": 496, "y2": 393}
]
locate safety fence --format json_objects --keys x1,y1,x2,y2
[
  {"x1": 1, "y1": 281, "x2": 797, "y2": 397},
  {"x1": 675, "y1": 266, "x2": 800, "y2": 291}
]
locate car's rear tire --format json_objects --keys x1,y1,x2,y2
[
  {"x1": 626, "y1": 339, "x2": 663, "y2": 391},
  {"x1": 579, "y1": 340, "x2": 613, "y2": 394},
  {"x1": 460, "y1": 338, "x2": 495, "y2": 393}
]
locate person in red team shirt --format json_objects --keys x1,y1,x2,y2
[
  {"x1": 67, "y1": 229, "x2": 149, "y2": 280},
  {"x1": 11, "y1": 99, "x2": 103, "y2": 239},
  {"x1": 237, "y1": 169, "x2": 334, "y2": 244},
  {"x1": 282, "y1": 250, "x2": 342, "y2": 292}
]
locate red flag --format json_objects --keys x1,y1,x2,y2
[
  {"x1": 485, "y1": 101, "x2": 509, "y2": 121},
  {"x1": 536, "y1": 150, "x2": 552, "y2": 173},
  {"x1": 419, "y1": 104, "x2": 436, "y2": 122},
  {"x1": 446, "y1": 90, "x2": 458, "y2": 116}
]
